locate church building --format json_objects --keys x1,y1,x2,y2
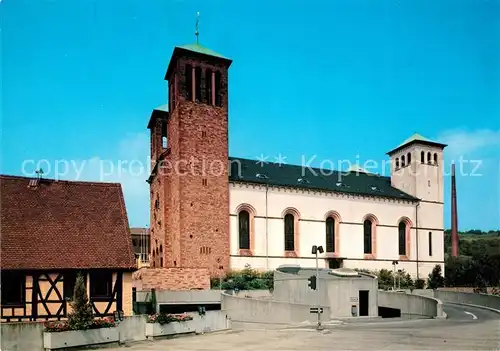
[{"x1": 146, "y1": 40, "x2": 447, "y2": 282}]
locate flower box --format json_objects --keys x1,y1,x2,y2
[
  {"x1": 43, "y1": 327, "x2": 119, "y2": 350},
  {"x1": 145, "y1": 320, "x2": 197, "y2": 339}
]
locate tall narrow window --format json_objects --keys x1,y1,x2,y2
[
  {"x1": 421, "y1": 151, "x2": 425, "y2": 164},
  {"x1": 401, "y1": 155, "x2": 406, "y2": 167},
  {"x1": 363, "y1": 219, "x2": 372, "y2": 254},
  {"x1": 407, "y1": 152, "x2": 411, "y2": 165},
  {"x1": 195, "y1": 67, "x2": 202, "y2": 102},
  {"x1": 398, "y1": 222, "x2": 407, "y2": 256},
  {"x1": 171, "y1": 74, "x2": 176, "y2": 108},
  {"x1": 206, "y1": 69, "x2": 213, "y2": 104},
  {"x1": 395, "y1": 158, "x2": 400, "y2": 169},
  {"x1": 185, "y1": 64, "x2": 193, "y2": 101},
  {"x1": 284, "y1": 214, "x2": 295, "y2": 251},
  {"x1": 326, "y1": 217, "x2": 335, "y2": 252},
  {"x1": 169, "y1": 80, "x2": 173, "y2": 111},
  {"x1": 428, "y1": 232, "x2": 433, "y2": 256},
  {"x1": 433, "y1": 153, "x2": 438, "y2": 165},
  {"x1": 214, "y1": 71, "x2": 222, "y2": 106},
  {"x1": 427, "y1": 152, "x2": 431, "y2": 164},
  {"x1": 238, "y1": 210, "x2": 250, "y2": 250}
]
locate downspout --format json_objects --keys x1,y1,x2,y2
[
  {"x1": 416, "y1": 201, "x2": 420, "y2": 280},
  {"x1": 265, "y1": 184, "x2": 269, "y2": 270},
  {"x1": 413, "y1": 157, "x2": 420, "y2": 280}
]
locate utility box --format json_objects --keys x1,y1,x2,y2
[{"x1": 351, "y1": 305, "x2": 358, "y2": 317}]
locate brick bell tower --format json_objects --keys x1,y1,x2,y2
[{"x1": 147, "y1": 37, "x2": 232, "y2": 278}]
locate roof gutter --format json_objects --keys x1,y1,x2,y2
[{"x1": 416, "y1": 201, "x2": 420, "y2": 280}]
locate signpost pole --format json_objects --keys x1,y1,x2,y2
[{"x1": 315, "y1": 250, "x2": 322, "y2": 330}]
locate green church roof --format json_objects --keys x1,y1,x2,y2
[
  {"x1": 166, "y1": 43, "x2": 232, "y2": 80},
  {"x1": 228, "y1": 157, "x2": 418, "y2": 201},
  {"x1": 387, "y1": 133, "x2": 447, "y2": 155},
  {"x1": 396, "y1": 133, "x2": 430, "y2": 148},
  {"x1": 153, "y1": 104, "x2": 169, "y2": 113},
  {"x1": 177, "y1": 43, "x2": 230, "y2": 60}
]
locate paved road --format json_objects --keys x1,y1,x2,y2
[
  {"x1": 443, "y1": 302, "x2": 500, "y2": 321},
  {"x1": 109, "y1": 305, "x2": 500, "y2": 350}
]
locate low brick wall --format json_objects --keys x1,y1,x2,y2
[{"x1": 133, "y1": 267, "x2": 210, "y2": 290}]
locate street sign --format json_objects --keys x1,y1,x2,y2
[{"x1": 310, "y1": 307, "x2": 323, "y2": 314}]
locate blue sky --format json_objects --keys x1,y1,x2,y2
[{"x1": 1, "y1": 0, "x2": 499, "y2": 230}]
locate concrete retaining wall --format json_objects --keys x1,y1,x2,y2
[
  {"x1": 407, "y1": 289, "x2": 434, "y2": 297},
  {"x1": 0, "y1": 311, "x2": 230, "y2": 351},
  {"x1": 273, "y1": 270, "x2": 378, "y2": 318},
  {"x1": 378, "y1": 291, "x2": 444, "y2": 319},
  {"x1": 136, "y1": 289, "x2": 272, "y2": 303},
  {"x1": 434, "y1": 290, "x2": 500, "y2": 310},
  {"x1": 221, "y1": 292, "x2": 330, "y2": 325},
  {"x1": 1, "y1": 321, "x2": 44, "y2": 351},
  {"x1": 438, "y1": 287, "x2": 497, "y2": 294}
]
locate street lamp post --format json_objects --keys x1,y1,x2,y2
[
  {"x1": 312, "y1": 245, "x2": 324, "y2": 330},
  {"x1": 392, "y1": 260, "x2": 399, "y2": 290}
]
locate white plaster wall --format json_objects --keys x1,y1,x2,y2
[
  {"x1": 389, "y1": 144, "x2": 444, "y2": 203},
  {"x1": 229, "y1": 183, "x2": 445, "y2": 279}
]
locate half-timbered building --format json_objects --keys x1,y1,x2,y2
[{"x1": 0, "y1": 175, "x2": 136, "y2": 322}]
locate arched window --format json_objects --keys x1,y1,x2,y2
[
  {"x1": 401, "y1": 155, "x2": 406, "y2": 167},
  {"x1": 326, "y1": 217, "x2": 335, "y2": 252},
  {"x1": 421, "y1": 151, "x2": 425, "y2": 164},
  {"x1": 407, "y1": 152, "x2": 411, "y2": 165},
  {"x1": 433, "y1": 153, "x2": 438, "y2": 165},
  {"x1": 398, "y1": 222, "x2": 407, "y2": 256},
  {"x1": 427, "y1": 152, "x2": 431, "y2": 164},
  {"x1": 284, "y1": 213, "x2": 295, "y2": 251},
  {"x1": 363, "y1": 219, "x2": 373, "y2": 254},
  {"x1": 238, "y1": 210, "x2": 250, "y2": 250},
  {"x1": 395, "y1": 158, "x2": 400, "y2": 169}
]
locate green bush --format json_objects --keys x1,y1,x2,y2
[{"x1": 211, "y1": 267, "x2": 274, "y2": 291}]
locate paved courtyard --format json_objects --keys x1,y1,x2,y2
[{"x1": 110, "y1": 317, "x2": 500, "y2": 350}]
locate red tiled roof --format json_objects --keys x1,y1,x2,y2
[{"x1": 0, "y1": 175, "x2": 136, "y2": 270}]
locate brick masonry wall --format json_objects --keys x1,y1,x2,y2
[
  {"x1": 149, "y1": 53, "x2": 231, "y2": 280},
  {"x1": 132, "y1": 267, "x2": 210, "y2": 290}
]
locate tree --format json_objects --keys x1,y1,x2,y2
[
  {"x1": 414, "y1": 278, "x2": 426, "y2": 289},
  {"x1": 427, "y1": 265, "x2": 445, "y2": 290},
  {"x1": 376, "y1": 269, "x2": 394, "y2": 290},
  {"x1": 68, "y1": 273, "x2": 94, "y2": 330},
  {"x1": 397, "y1": 270, "x2": 414, "y2": 290}
]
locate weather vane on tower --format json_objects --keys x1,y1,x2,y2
[{"x1": 195, "y1": 12, "x2": 200, "y2": 44}]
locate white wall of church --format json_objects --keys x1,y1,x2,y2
[{"x1": 229, "y1": 182, "x2": 445, "y2": 280}]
